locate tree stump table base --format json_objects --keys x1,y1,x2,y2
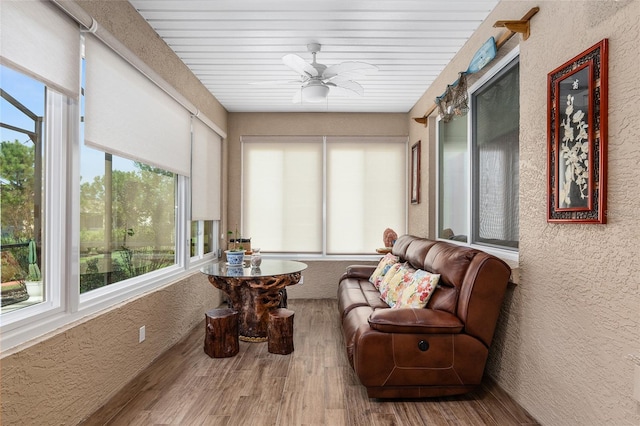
[
  {"x1": 239, "y1": 335, "x2": 267, "y2": 343},
  {"x1": 268, "y1": 308, "x2": 295, "y2": 355},
  {"x1": 207, "y1": 272, "x2": 300, "y2": 341},
  {"x1": 204, "y1": 308, "x2": 239, "y2": 358}
]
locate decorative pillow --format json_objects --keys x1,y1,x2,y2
[
  {"x1": 380, "y1": 263, "x2": 414, "y2": 308},
  {"x1": 378, "y1": 262, "x2": 403, "y2": 297},
  {"x1": 369, "y1": 253, "x2": 399, "y2": 289},
  {"x1": 393, "y1": 269, "x2": 441, "y2": 309}
]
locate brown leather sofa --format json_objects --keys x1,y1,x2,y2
[{"x1": 338, "y1": 234, "x2": 511, "y2": 398}]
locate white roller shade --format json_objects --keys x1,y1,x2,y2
[
  {"x1": 0, "y1": 0, "x2": 80, "y2": 98},
  {"x1": 192, "y1": 117, "x2": 222, "y2": 220},
  {"x1": 242, "y1": 136, "x2": 323, "y2": 253},
  {"x1": 326, "y1": 136, "x2": 407, "y2": 254},
  {"x1": 84, "y1": 35, "x2": 191, "y2": 176}
]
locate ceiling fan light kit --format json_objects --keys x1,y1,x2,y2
[{"x1": 302, "y1": 81, "x2": 330, "y2": 103}]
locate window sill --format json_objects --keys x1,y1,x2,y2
[{"x1": 503, "y1": 259, "x2": 520, "y2": 286}]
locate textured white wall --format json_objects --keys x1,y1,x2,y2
[
  {"x1": 286, "y1": 260, "x2": 377, "y2": 299},
  {"x1": 1, "y1": 273, "x2": 221, "y2": 425},
  {"x1": 411, "y1": 1, "x2": 640, "y2": 424}
]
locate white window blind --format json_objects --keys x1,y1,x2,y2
[
  {"x1": 326, "y1": 136, "x2": 407, "y2": 254},
  {"x1": 84, "y1": 35, "x2": 191, "y2": 176},
  {"x1": 0, "y1": 0, "x2": 80, "y2": 99},
  {"x1": 191, "y1": 117, "x2": 222, "y2": 220},
  {"x1": 242, "y1": 136, "x2": 323, "y2": 253},
  {"x1": 242, "y1": 136, "x2": 407, "y2": 255}
]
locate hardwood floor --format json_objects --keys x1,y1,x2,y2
[{"x1": 82, "y1": 299, "x2": 539, "y2": 425}]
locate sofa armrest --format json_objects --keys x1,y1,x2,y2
[
  {"x1": 368, "y1": 308, "x2": 464, "y2": 334},
  {"x1": 339, "y1": 264, "x2": 376, "y2": 281}
]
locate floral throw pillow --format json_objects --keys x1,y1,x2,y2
[
  {"x1": 369, "y1": 253, "x2": 399, "y2": 289},
  {"x1": 393, "y1": 269, "x2": 441, "y2": 309},
  {"x1": 378, "y1": 262, "x2": 404, "y2": 297},
  {"x1": 380, "y1": 263, "x2": 414, "y2": 308}
]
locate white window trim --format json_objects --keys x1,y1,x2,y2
[
  {"x1": 1, "y1": 113, "x2": 219, "y2": 356},
  {"x1": 435, "y1": 46, "x2": 520, "y2": 264}
]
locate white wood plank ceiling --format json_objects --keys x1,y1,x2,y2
[{"x1": 129, "y1": 0, "x2": 498, "y2": 113}]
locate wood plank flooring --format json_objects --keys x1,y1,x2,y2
[{"x1": 82, "y1": 299, "x2": 539, "y2": 425}]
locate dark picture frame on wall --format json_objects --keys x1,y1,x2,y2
[
  {"x1": 547, "y1": 39, "x2": 608, "y2": 223},
  {"x1": 410, "y1": 141, "x2": 421, "y2": 204}
]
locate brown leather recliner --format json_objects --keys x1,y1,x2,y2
[{"x1": 338, "y1": 234, "x2": 511, "y2": 398}]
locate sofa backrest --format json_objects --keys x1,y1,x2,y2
[{"x1": 391, "y1": 234, "x2": 511, "y2": 347}]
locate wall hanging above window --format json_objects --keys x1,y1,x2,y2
[
  {"x1": 547, "y1": 39, "x2": 608, "y2": 224},
  {"x1": 413, "y1": 7, "x2": 539, "y2": 126}
]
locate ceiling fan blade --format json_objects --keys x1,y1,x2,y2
[
  {"x1": 323, "y1": 61, "x2": 378, "y2": 79},
  {"x1": 292, "y1": 89, "x2": 302, "y2": 104},
  {"x1": 327, "y1": 78, "x2": 364, "y2": 96},
  {"x1": 283, "y1": 54, "x2": 318, "y2": 77},
  {"x1": 249, "y1": 79, "x2": 302, "y2": 86}
]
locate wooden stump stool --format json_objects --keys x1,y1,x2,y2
[
  {"x1": 204, "y1": 308, "x2": 239, "y2": 358},
  {"x1": 268, "y1": 308, "x2": 294, "y2": 355}
]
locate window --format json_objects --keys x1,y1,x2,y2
[
  {"x1": 326, "y1": 137, "x2": 406, "y2": 254},
  {"x1": 190, "y1": 117, "x2": 221, "y2": 259},
  {"x1": 437, "y1": 51, "x2": 519, "y2": 253},
  {"x1": 242, "y1": 136, "x2": 407, "y2": 256},
  {"x1": 472, "y1": 58, "x2": 519, "y2": 249},
  {"x1": 191, "y1": 220, "x2": 216, "y2": 257},
  {"x1": 437, "y1": 115, "x2": 468, "y2": 242},
  {"x1": 1, "y1": 66, "x2": 46, "y2": 312},
  {"x1": 243, "y1": 137, "x2": 323, "y2": 253},
  {"x1": 79, "y1": 148, "x2": 177, "y2": 293},
  {"x1": 0, "y1": 2, "x2": 223, "y2": 351}
]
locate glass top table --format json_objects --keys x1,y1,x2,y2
[
  {"x1": 201, "y1": 259, "x2": 307, "y2": 278},
  {"x1": 201, "y1": 259, "x2": 307, "y2": 341}
]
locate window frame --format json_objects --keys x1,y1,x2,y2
[
  {"x1": 435, "y1": 47, "x2": 520, "y2": 262},
  {"x1": 0, "y1": 79, "x2": 220, "y2": 354},
  {"x1": 190, "y1": 219, "x2": 220, "y2": 265}
]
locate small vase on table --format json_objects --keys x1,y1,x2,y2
[{"x1": 250, "y1": 248, "x2": 262, "y2": 267}]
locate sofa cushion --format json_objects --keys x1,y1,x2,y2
[
  {"x1": 403, "y1": 239, "x2": 438, "y2": 269},
  {"x1": 424, "y1": 243, "x2": 478, "y2": 289},
  {"x1": 338, "y1": 277, "x2": 390, "y2": 318},
  {"x1": 368, "y1": 252, "x2": 399, "y2": 289},
  {"x1": 391, "y1": 234, "x2": 419, "y2": 258},
  {"x1": 394, "y1": 269, "x2": 440, "y2": 309}
]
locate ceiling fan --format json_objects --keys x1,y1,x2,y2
[{"x1": 255, "y1": 43, "x2": 378, "y2": 104}]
